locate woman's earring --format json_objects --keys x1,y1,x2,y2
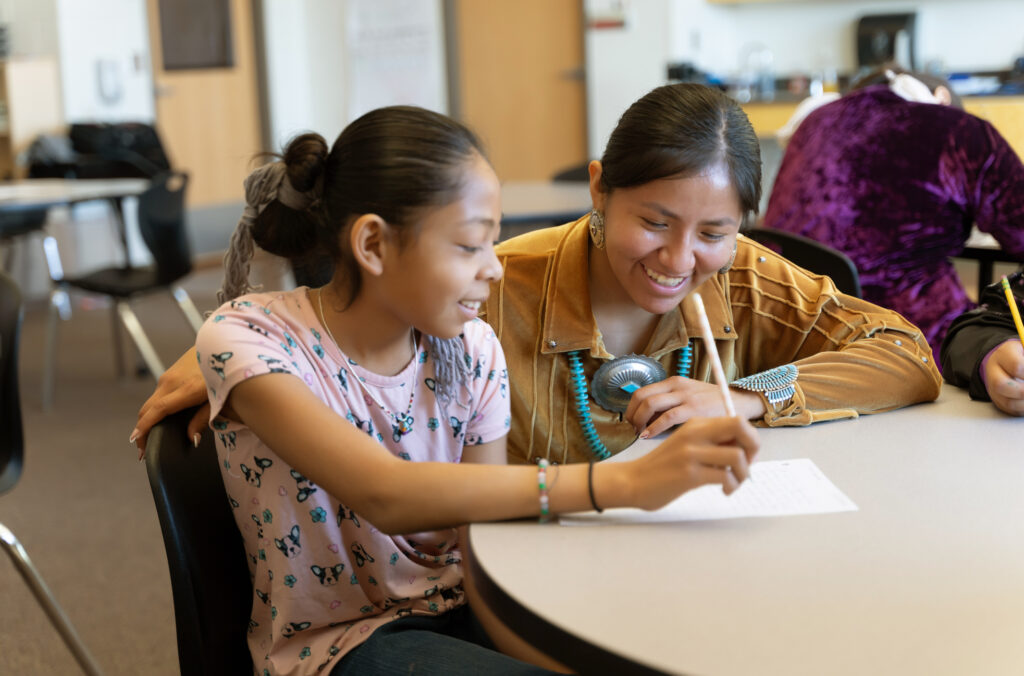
[
  {"x1": 719, "y1": 242, "x2": 738, "y2": 274},
  {"x1": 589, "y1": 210, "x2": 606, "y2": 250}
]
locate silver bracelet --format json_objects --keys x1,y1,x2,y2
[{"x1": 730, "y1": 364, "x2": 798, "y2": 410}]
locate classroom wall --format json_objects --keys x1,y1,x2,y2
[
  {"x1": 586, "y1": 0, "x2": 1024, "y2": 158},
  {"x1": 55, "y1": 0, "x2": 154, "y2": 123},
  {"x1": 260, "y1": 0, "x2": 447, "y2": 151},
  {"x1": 0, "y1": 0, "x2": 58, "y2": 57}
]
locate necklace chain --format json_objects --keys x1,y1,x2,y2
[{"x1": 316, "y1": 287, "x2": 418, "y2": 439}]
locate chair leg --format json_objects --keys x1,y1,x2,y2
[
  {"x1": 171, "y1": 285, "x2": 204, "y2": 333},
  {"x1": 42, "y1": 286, "x2": 71, "y2": 411},
  {"x1": 115, "y1": 300, "x2": 165, "y2": 380},
  {"x1": 0, "y1": 523, "x2": 105, "y2": 676},
  {"x1": 109, "y1": 303, "x2": 126, "y2": 379}
]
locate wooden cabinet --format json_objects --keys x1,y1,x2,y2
[
  {"x1": 964, "y1": 97, "x2": 1024, "y2": 160},
  {"x1": 742, "y1": 96, "x2": 1024, "y2": 160},
  {"x1": 0, "y1": 57, "x2": 64, "y2": 179}
]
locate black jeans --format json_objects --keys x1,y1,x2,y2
[{"x1": 330, "y1": 605, "x2": 560, "y2": 676}]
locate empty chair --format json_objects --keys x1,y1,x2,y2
[
  {"x1": 744, "y1": 227, "x2": 863, "y2": 298},
  {"x1": 0, "y1": 270, "x2": 105, "y2": 676},
  {"x1": 43, "y1": 170, "x2": 203, "y2": 407},
  {"x1": 144, "y1": 409, "x2": 253, "y2": 676}
]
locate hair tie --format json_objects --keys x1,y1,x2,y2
[
  {"x1": 217, "y1": 161, "x2": 323, "y2": 303},
  {"x1": 885, "y1": 69, "x2": 940, "y2": 104}
]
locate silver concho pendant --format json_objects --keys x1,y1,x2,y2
[{"x1": 590, "y1": 354, "x2": 668, "y2": 413}]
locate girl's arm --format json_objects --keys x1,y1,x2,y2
[
  {"x1": 226, "y1": 372, "x2": 759, "y2": 535},
  {"x1": 457, "y1": 436, "x2": 573, "y2": 672}
]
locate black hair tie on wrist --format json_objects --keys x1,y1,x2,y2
[{"x1": 587, "y1": 461, "x2": 604, "y2": 513}]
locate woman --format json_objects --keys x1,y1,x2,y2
[
  {"x1": 132, "y1": 84, "x2": 942, "y2": 465},
  {"x1": 763, "y1": 66, "x2": 1024, "y2": 361}
]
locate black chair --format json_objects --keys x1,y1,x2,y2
[
  {"x1": 744, "y1": 227, "x2": 863, "y2": 298},
  {"x1": 551, "y1": 161, "x2": 591, "y2": 183},
  {"x1": 0, "y1": 208, "x2": 50, "y2": 271},
  {"x1": 145, "y1": 409, "x2": 253, "y2": 676},
  {"x1": 0, "y1": 270, "x2": 105, "y2": 676},
  {"x1": 43, "y1": 170, "x2": 203, "y2": 407}
]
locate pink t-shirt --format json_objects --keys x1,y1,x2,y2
[{"x1": 196, "y1": 288, "x2": 510, "y2": 676}]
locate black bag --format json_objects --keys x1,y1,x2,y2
[{"x1": 66, "y1": 122, "x2": 172, "y2": 179}]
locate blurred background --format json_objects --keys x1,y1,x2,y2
[{"x1": 1, "y1": 0, "x2": 1022, "y2": 298}]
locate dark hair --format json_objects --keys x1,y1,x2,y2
[
  {"x1": 851, "y1": 63, "x2": 963, "y2": 108},
  {"x1": 253, "y1": 105, "x2": 488, "y2": 305},
  {"x1": 598, "y1": 83, "x2": 762, "y2": 227}
]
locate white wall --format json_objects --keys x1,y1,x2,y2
[
  {"x1": 584, "y1": 0, "x2": 673, "y2": 160},
  {"x1": 261, "y1": 0, "x2": 447, "y2": 152},
  {"x1": 586, "y1": 0, "x2": 1024, "y2": 161},
  {"x1": 671, "y1": 0, "x2": 1024, "y2": 81},
  {"x1": 0, "y1": 0, "x2": 58, "y2": 57},
  {"x1": 55, "y1": 0, "x2": 154, "y2": 123}
]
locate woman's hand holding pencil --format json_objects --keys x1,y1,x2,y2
[{"x1": 625, "y1": 293, "x2": 767, "y2": 438}]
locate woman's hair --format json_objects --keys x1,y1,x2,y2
[
  {"x1": 598, "y1": 83, "x2": 762, "y2": 228},
  {"x1": 237, "y1": 105, "x2": 489, "y2": 406},
  {"x1": 851, "y1": 63, "x2": 963, "y2": 108}
]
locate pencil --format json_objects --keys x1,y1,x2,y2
[
  {"x1": 691, "y1": 293, "x2": 737, "y2": 417},
  {"x1": 1000, "y1": 275, "x2": 1024, "y2": 350}
]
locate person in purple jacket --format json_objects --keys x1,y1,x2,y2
[{"x1": 763, "y1": 65, "x2": 1024, "y2": 362}]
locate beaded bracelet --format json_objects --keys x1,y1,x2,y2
[
  {"x1": 537, "y1": 458, "x2": 551, "y2": 523},
  {"x1": 587, "y1": 461, "x2": 604, "y2": 513}
]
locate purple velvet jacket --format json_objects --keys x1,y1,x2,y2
[{"x1": 764, "y1": 86, "x2": 1024, "y2": 363}]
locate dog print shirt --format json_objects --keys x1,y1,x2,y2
[{"x1": 196, "y1": 288, "x2": 510, "y2": 676}]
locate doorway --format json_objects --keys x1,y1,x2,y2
[{"x1": 449, "y1": 0, "x2": 587, "y2": 181}]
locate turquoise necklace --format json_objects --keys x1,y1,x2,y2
[{"x1": 568, "y1": 342, "x2": 693, "y2": 460}]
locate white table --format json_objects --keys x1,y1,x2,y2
[
  {"x1": 0, "y1": 178, "x2": 149, "y2": 211},
  {"x1": 467, "y1": 387, "x2": 1024, "y2": 675},
  {"x1": 960, "y1": 228, "x2": 1022, "y2": 296},
  {"x1": 0, "y1": 177, "x2": 151, "y2": 269}
]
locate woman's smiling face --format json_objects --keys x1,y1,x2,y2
[{"x1": 591, "y1": 161, "x2": 743, "y2": 316}]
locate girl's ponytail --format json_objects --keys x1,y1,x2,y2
[{"x1": 217, "y1": 133, "x2": 328, "y2": 303}]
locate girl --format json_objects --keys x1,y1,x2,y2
[{"x1": 191, "y1": 106, "x2": 759, "y2": 675}]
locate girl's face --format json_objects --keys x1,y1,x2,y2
[
  {"x1": 590, "y1": 161, "x2": 742, "y2": 316},
  {"x1": 381, "y1": 153, "x2": 503, "y2": 339}
]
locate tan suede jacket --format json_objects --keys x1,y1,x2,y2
[{"x1": 484, "y1": 216, "x2": 942, "y2": 465}]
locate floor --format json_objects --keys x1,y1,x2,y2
[{"x1": 0, "y1": 254, "x2": 289, "y2": 676}]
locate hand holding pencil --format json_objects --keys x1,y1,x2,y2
[
  {"x1": 625, "y1": 293, "x2": 769, "y2": 437},
  {"x1": 983, "y1": 276, "x2": 1024, "y2": 416}
]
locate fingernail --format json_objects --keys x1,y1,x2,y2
[
  {"x1": 638, "y1": 430, "x2": 650, "y2": 440},
  {"x1": 129, "y1": 429, "x2": 139, "y2": 444},
  {"x1": 193, "y1": 433, "x2": 201, "y2": 448},
  {"x1": 137, "y1": 447, "x2": 144, "y2": 462}
]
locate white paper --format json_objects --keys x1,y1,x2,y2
[{"x1": 559, "y1": 459, "x2": 857, "y2": 525}]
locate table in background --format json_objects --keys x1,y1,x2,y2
[
  {"x1": 960, "y1": 228, "x2": 1022, "y2": 295},
  {"x1": 467, "y1": 387, "x2": 1024, "y2": 675},
  {"x1": 499, "y1": 180, "x2": 590, "y2": 238},
  {"x1": 0, "y1": 177, "x2": 151, "y2": 268}
]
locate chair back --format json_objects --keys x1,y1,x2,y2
[
  {"x1": 0, "y1": 270, "x2": 23, "y2": 495},
  {"x1": 145, "y1": 409, "x2": 253, "y2": 675},
  {"x1": 744, "y1": 228, "x2": 863, "y2": 298},
  {"x1": 551, "y1": 162, "x2": 591, "y2": 182},
  {"x1": 138, "y1": 171, "x2": 192, "y2": 284}
]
